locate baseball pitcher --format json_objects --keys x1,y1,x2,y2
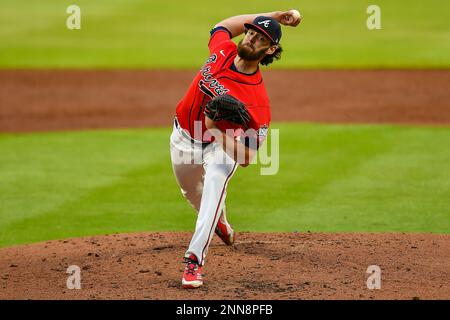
[{"x1": 170, "y1": 10, "x2": 301, "y2": 288}]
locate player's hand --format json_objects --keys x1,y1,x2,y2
[{"x1": 278, "y1": 9, "x2": 302, "y2": 27}]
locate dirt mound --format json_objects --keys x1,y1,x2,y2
[
  {"x1": 0, "y1": 232, "x2": 448, "y2": 300},
  {"x1": 1, "y1": 70, "x2": 449, "y2": 133}
]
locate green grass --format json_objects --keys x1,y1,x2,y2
[
  {"x1": 0, "y1": 0, "x2": 449, "y2": 68},
  {"x1": 0, "y1": 123, "x2": 449, "y2": 247}
]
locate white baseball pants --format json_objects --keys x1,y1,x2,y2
[{"x1": 170, "y1": 120, "x2": 237, "y2": 265}]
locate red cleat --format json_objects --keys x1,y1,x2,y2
[
  {"x1": 182, "y1": 255, "x2": 203, "y2": 289},
  {"x1": 215, "y1": 210, "x2": 235, "y2": 246}
]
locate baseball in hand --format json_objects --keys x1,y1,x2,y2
[
  {"x1": 290, "y1": 9, "x2": 301, "y2": 20},
  {"x1": 283, "y1": 9, "x2": 302, "y2": 26}
]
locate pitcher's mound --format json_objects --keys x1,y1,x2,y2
[{"x1": 0, "y1": 232, "x2": 449, "y2": 300}]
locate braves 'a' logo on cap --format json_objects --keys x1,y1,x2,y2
[{"x1": 257, "y1": 20, "x2": 271, "y2": 28}]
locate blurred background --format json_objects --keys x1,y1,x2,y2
[{"x1": 1, "y1": 0, "x2": 449, "y2": 68}]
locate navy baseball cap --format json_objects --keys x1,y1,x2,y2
[{"x1": 244, "y1": 16, "x2": 282, "y2": 44}]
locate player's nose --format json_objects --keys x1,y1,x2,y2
[{"x1": 248, "y1": 33, "x2": 257, "y2": 43}]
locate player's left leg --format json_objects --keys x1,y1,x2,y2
[
  {"x1": 171, "y1": 124, "x2": 236, "y2": 248},
  {"x1": 184, "y1": 144, "x2": 238, "y2": 266},
  {"x1": 172, "y1": 152, "x2": 234, "y2": 247}
]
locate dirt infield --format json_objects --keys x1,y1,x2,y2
[
  {"x1": 0, "y1": 232, "x2": 449, "y2": 300},
  {"x1": 1, "y1": 70, "x2": 449, "y2": 132}
]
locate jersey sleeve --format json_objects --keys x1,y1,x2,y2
[{"x1": 208, "y1": 26, "x2": 232, "y2": 53}]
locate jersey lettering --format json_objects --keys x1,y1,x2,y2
[
  {"x1": 199, "y1": 65, "x2": 230, "y2": 96},
  {"x1": 204, "y1": 54, "x2": 217, "y2": 65}
]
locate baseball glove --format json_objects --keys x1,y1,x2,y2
[{"x1": 204, "y1": 94, "x2": 251, "y2": 126}]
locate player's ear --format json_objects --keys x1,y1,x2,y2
[{"x1": 265, "y1": 45, "x2": 278, "y2": 55}]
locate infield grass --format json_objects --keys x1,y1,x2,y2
[
  {"x1": 0, "y1": 0, "x2": 449, "y2": 68},
  {"x1": 0, "y1": 123, "x2": 449, "y2": 247}
]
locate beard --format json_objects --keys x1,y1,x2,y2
[{"x1": 237, "y1": 40, "x2": 267, "y2": 61}]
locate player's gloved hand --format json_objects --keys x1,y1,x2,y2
[{"x1": 204, "y1": 94, "x2": 251, "y2": 126}]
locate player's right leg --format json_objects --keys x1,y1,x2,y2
[
  {"x1": 215, "y1": 206, "x2": 236, "y2": 246},
  {"x1": 170, "y1": 123, "x2": 205, "y2": 212}
]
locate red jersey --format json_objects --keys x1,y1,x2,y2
[{"x1": 175, "y1": 27, "x2": 271, "y2": 148}]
